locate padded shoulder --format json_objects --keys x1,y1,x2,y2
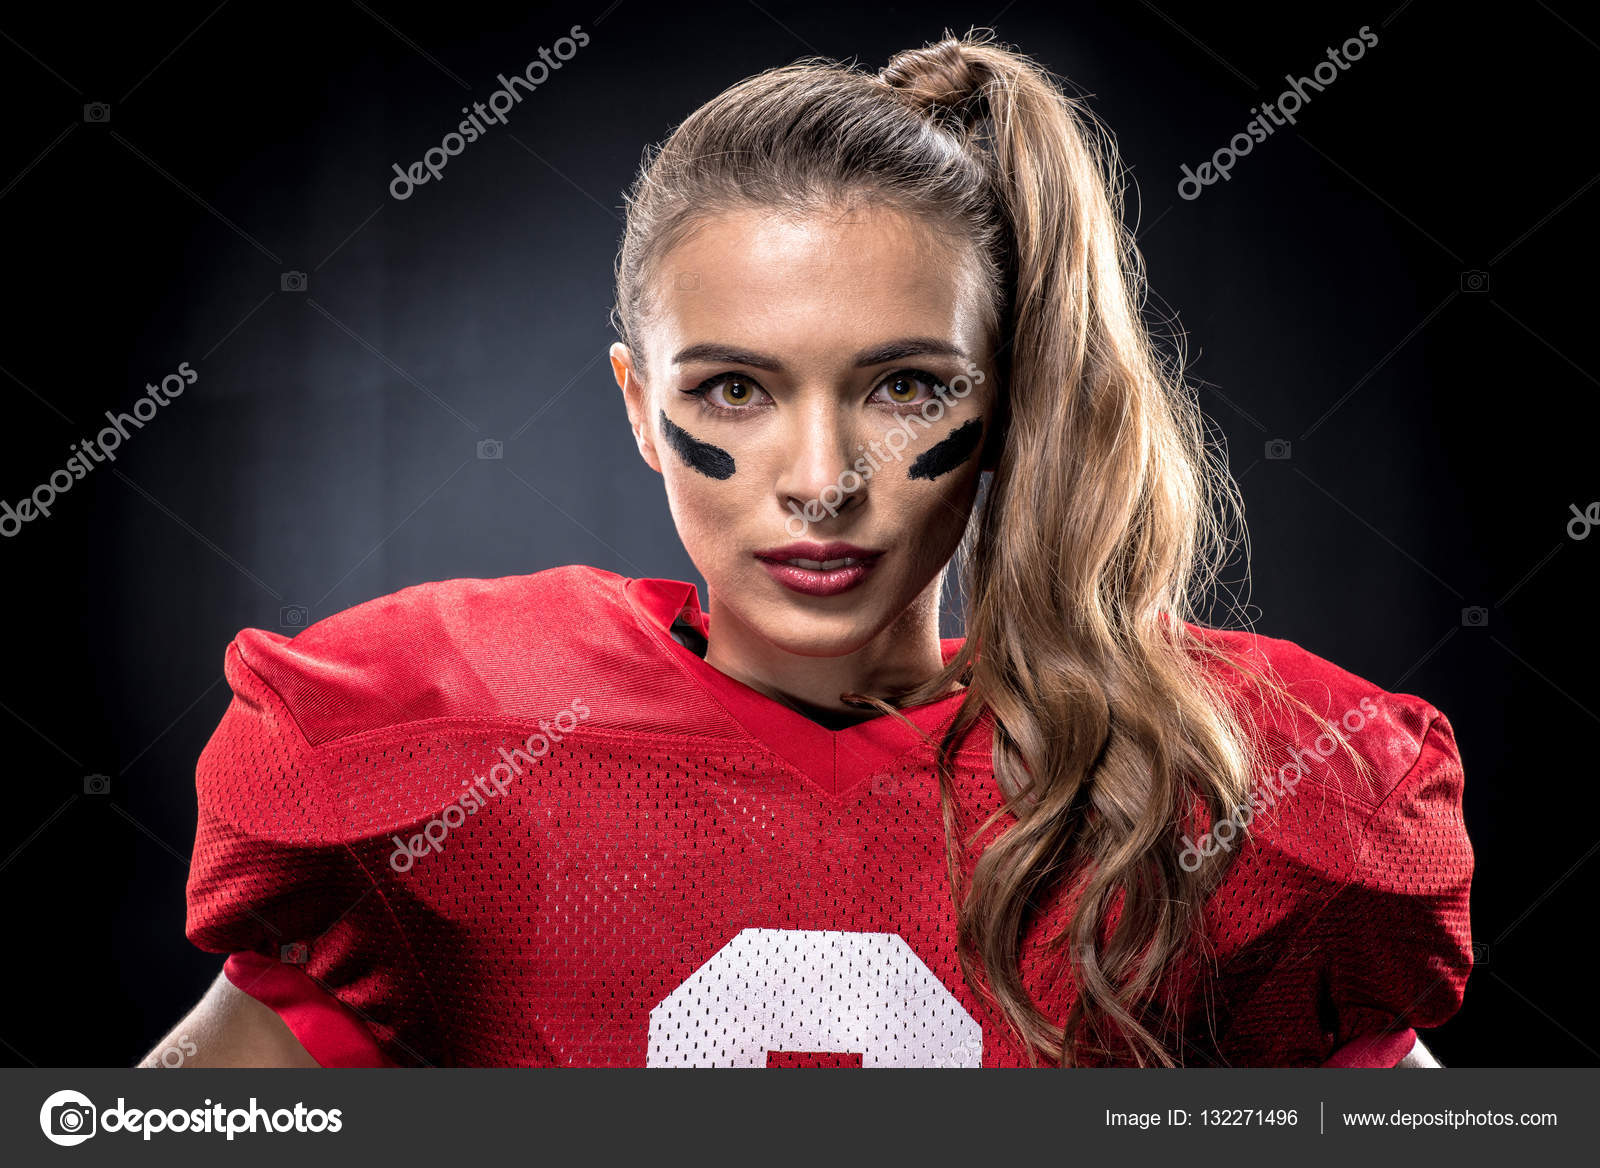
[
  {"x1": 229, "y1": 565, "x2": 708, "y2": 746},
  {"x1": 1186, "y1": 622, "x2": 1442, "y2": 812}
]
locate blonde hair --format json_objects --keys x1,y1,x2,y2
[{"x1": 613, "y1": 29, "x2": 1360, "y2": 1065}]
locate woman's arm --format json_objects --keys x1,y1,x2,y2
[
  {"x1": 1396, "y1": 1035, "x2": 1443, "y2": 1068},
  {"x1": 138, "y1": 966, "x2": 319, "y2": 1068}
]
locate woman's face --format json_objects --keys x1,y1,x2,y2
[{"x1": 611, "y1": 202, "x2": 997, "y2": 663}]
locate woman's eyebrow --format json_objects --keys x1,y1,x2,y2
[
  {"x1": 670, "y1": 337, "x2": 967, "y2": 371},
  {"x1": 671, "y1": 343, "x2": 783, "y2": 370}
]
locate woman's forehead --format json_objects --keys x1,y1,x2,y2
[{"x1": 644, "y1": 205, "x2": 993, "y2": 369}]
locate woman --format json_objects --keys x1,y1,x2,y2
[{"x1": 145, "y1": 31, "x2": 1471, "y2": 1068}]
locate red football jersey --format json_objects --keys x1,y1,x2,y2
[{"x1": 184, "y1": 566, "x2": 1473, "y2": 1067}]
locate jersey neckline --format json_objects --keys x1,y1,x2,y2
[{"x1": 622, "y1": 575, "x2": 970, "y2": 798}]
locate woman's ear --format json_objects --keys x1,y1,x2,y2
[{"x1": 610, "y1": 342, "x2": 661, "y2": 474}]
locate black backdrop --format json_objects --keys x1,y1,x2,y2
[{"x1": 0, "y1": 0, "x2": 1594, "y2": 1067}]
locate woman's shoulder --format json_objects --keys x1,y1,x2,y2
[
  {"x1": 1183, "y1": 620, "x2": 1452, "y2": 814},
  {"x1": 1182, "y1": 621, "x2": 1471, "y2": 947},
  {"x1": 220, "y1": 563, "x2": 648, "y2": 747},
  {"x1": 1182, "y1": 623, "x2": 1474, "y2": 1063}
]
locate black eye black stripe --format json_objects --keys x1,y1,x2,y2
[
  {"x1": 659, "y1": 410, "x2": 736, "y2": 480},
  {"x1": 907, "y1": 418, "x2": 983, "y2": 481}
]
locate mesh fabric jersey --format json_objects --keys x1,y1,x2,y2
[{"x1": 185, "y1": 566, "x2": 1473, "y2": 1067}]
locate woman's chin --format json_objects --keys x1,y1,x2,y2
[
  {"x1": 753, "y1": 620, "x2": 880, "y2": 661},
  {"x1": 719, "y1": 602, "x2": 886, "y2": 662}
]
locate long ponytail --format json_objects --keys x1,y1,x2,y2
[
  {"x1": 874, "y1": 33, "x2": 1260, "y2": 1064},
  {"x1": 615, "y1": 28, "x2": 1356, "y2": 1066}
]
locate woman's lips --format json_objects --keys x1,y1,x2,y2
[{"x1": 753, "y1": 544, "x2": 884, "y2": 597}]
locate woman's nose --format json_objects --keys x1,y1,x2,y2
[{"x1": 774, "y1": 400, "x2": 866, "y2": 519}]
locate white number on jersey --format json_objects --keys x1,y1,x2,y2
[{"x1": 647, "y1": 928, "x2": 983, "y2": 1067}]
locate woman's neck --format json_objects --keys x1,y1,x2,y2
[{"x1": 700, "y1": 589, "x2": 951, "y2": 722}]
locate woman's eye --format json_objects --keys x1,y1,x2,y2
[
  {"x1": 871, "y1": 369, "x2": 947, "y2": 407},
  {"x1": 685, "y1": 375, "x2": 770, "y2": 413},
  {"x1": 711, "y1": 377, "x2": 759, "y2": 407}
]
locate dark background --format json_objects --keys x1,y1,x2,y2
[{"x1": 0, "y1": 0, "x2": 1593, "y2": 1067}]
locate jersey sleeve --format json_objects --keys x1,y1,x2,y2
[
  {"x1": 1315, "y1": 710, "x2": 1475, "y2": 1064},
  {"x1": 184, "y1": 634, "x2": 437, "y2": 1067}
]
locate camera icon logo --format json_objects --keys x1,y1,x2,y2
[
  {"x1": 82, "y1": 102, "x2": 110, "y2": 124},
  {"x1": 83, "y1": 773, "x2": 111, "y2": 796},
  {"x1": 39, "y1": 1089, "x2": 97, "y2": 1146},
  {"x1": 675, "y1": 272, "x2": 701, "y2": 290},
  {"x1": 1264, "y1": 438, "x2": 1292, "y2": 461},
  {"x1": 280, "y1": 605, "x2": 309, "y2": 629},
  {"x1": 1461, "y1": 606, "x2": 1489, "y2": 628},
  {"x1": 1470, "y1": 942, "x2": 1491, "y2": 966},
  {"x1": 1459, "y1": 270, "x2": 1490, "y2": 293},
  {"x1": 476, "y1": 438, "x2": 503, "y2": 460},
  {"x1": 280, "y1": 270, "x2": 308, "y2": 293},
  {"x1": 280, "y1": 941, "x2": 310, "y2": 964}
]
